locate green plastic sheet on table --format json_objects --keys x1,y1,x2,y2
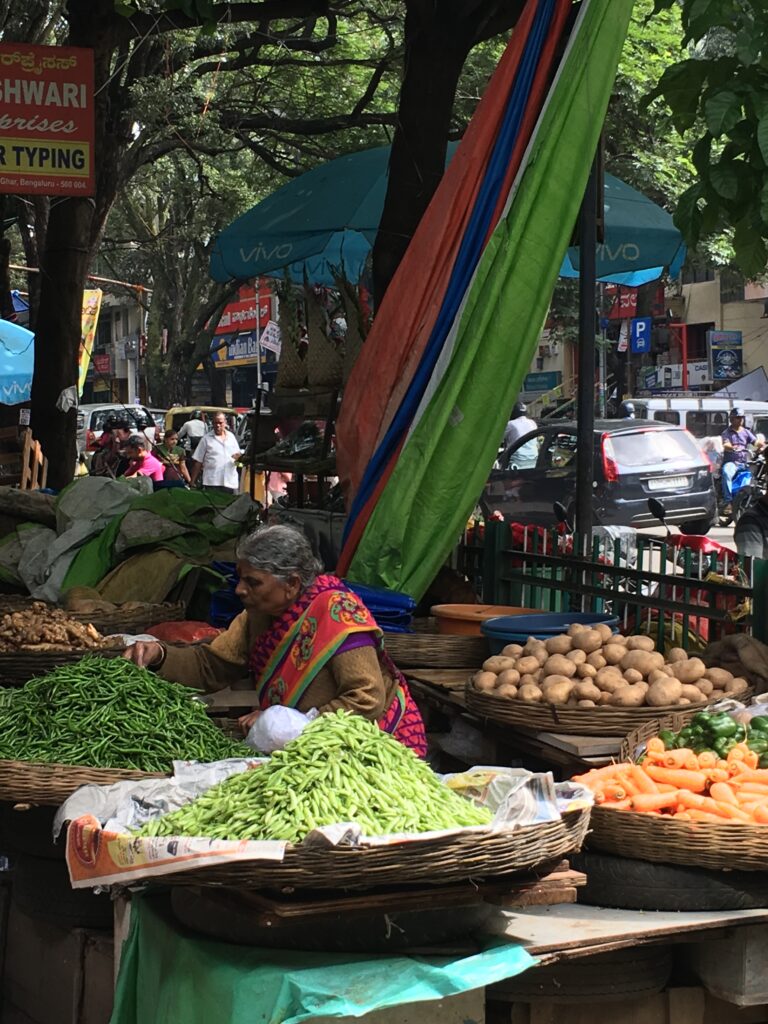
[{"x1": 110, "y1": 897, "x2": 536, "y2": 1024}]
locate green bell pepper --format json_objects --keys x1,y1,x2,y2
[
  {"x1": 714, "y1": 736, "x2": 738, "y2": 758},
  {"x1": 706, "y1": 714, "x2": 740, "y2": 739},
  {"x1": 747, "y1": 737, "x2": 768, "y2": 755},
  {"x1": 759, "y1": 753, "x2": 768, "y2": 770},
  {"x1": 691, "y1": 712, "x2": 713, "y2": 729},
  {"x1": 750, "y1": 715, "x2": 768, "y2": 733},
  {"x1": 658, "y1": 730, "x2": 679, "y2": 750}
]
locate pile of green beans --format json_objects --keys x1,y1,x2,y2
[
  {"x1": 0, "y1": 656, "x2": 247, "y2": 771},
  {"x1": 139, "y1": 709, "x2": 492, "y2": 842}
]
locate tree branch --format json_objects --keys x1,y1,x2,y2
[
  {"x1": 120, "y1": 0, "x2": 330, "y2": 40},
  {"x1": 218, "y1": 110, "x2": 397, "y2": 133}
]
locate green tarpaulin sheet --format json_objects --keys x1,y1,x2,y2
[{"x1": 111, "y1": 897, "x2": 535, "y2": 1024}]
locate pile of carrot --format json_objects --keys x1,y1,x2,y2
[{"x1": 573, "y1": 739, "x2": 768, "y2": 824}]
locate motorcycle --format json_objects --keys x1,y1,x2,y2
[{"x1": 715, "y1": 450, "x2": 767, "y2": 526}]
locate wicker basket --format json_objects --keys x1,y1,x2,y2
[
  {"x1": 464, "y1": 682, "x2": 718, "y2": 736},
  {"x1": 620, "y1": 714, "x2": 692, "y2": 762},
  {"x1": 385, "y1": 633, "x2": 488, "y2": 669},
  {"x1": 0, "y1": 759, "x2": 167, "y2": 805},
  {"x1": 158, "y1": 806, "x2": 590, "y2": 891},
  {"x1": 588, "y1": 804, "x2": 768, "y2": 872},
  {"x1": 0, "y1": 647, "x2": 125, "y2": 687},
  {"x1": 0, "y1": 597, "x2": 185, "y2": 639},
  {"x1": 70, "y1": 601, "x2": 186, "y2": 636}
]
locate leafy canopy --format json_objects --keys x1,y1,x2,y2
[{"x1": 648, "y1": 0, "x2": 768, "y2": 277}]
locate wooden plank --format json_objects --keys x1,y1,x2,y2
[
  {"x1": 486, "y1": 904, "x2": 768, "y2": 955},
  {"x1": 534, "y1": 732, "x2": 623, "y2": 758},
  {"x1": 405, "y1": 668, "x2": 474, "y2": 690}
]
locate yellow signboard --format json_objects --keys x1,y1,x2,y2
[{"x1": 78, "y1": 288, "x2": 102, "y2": 396}]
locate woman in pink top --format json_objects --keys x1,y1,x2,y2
[{"x1": 123, "y1": 435, "x2": 166, "y2": 483}]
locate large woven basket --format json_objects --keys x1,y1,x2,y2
[
  {"x1": 0, "y1": 597, "x2": 185, "y2": 637},
  {"x1": 464, "y1": 682, "x2": 719, "y2": 736},
  {"x1": 158, "y1": 806, "x2": 590, "y2": 891},
  {"x1": 385, "y1": 633, "x2": 488, "y2": 669},
  {"x1": 70, "y1": 601, "x2": 186, "y2": 637},
  {"x1": 0, "y1": 647, "x2": 126, "y2": 687},
  {"x1": 588, "y1": 805, "x2": 768, "y2": 872},
  {"x1": 0, "y1": 759, "x2": 167, "y2": 805}
]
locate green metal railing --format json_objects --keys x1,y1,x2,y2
[{"x1": 455, "y1": 519, "x2": 764, "y2": 648}]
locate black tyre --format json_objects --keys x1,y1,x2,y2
[
  {"x1": 171, "y1": 887, "x2": 493, "y2": 953},
  {"x1": 12, "y1": 854, "x2": 112, "y2": 929},
  {"x1": 572, "y1": 850, "x2": 768, "y2": 911},
  {"x1": 0, "y1": 804, "x2": 65, "y2": 860},
  {"x1": 491, "y1": 946, "x2": 672, "y2": 1003}
]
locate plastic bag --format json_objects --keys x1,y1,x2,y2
[
  {"x1": 246, "y1": 706, "x2": 318, "y2": 754},
  {"x1": 148, "y1": 621, "x2": 221, "y2": 643}
]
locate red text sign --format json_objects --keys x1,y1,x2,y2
[{"x1": 0, "y1": 44, "x2": 95, "y2": 196}]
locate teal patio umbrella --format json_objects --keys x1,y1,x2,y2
[{"x1": 210, "y1": 145, "x2": 685, "y2": 287}]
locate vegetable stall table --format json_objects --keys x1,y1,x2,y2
[{"x1": 404, "y1": 669, "x2": 624, "y2": 777}]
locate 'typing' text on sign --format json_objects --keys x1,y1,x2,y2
[{"x1": 0, "y1": 44, "x2": 94, "y2": 197}]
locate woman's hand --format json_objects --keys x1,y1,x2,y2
[
  {"x1": 123, "y1": 641, "x2": 164, "y2": 669},
  {"x1": 238, "y1": 709, "x2": 261, "y2": 734}
]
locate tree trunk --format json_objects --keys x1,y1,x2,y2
[
  {"x1": 371, "y1": 11, "x2": 470, "y2": 306},
  {"x1": 30, "y1": 199, "x2": 94, "y2": 489}
]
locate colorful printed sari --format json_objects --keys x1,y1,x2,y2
[{"x1": 248, "y1": 574, "x2": 427, "y2": 756}]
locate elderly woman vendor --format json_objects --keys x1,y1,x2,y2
[{"x1": 124, "y1": 524, "x2": 427, "y2": 756}]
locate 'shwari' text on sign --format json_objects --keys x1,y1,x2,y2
[{"x1": 0, "y1": 44, "x2": 94, "y2": 197}]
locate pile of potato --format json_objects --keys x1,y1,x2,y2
[{"x1": 471, "y1": 623, "x2": 749, "y2": 708}]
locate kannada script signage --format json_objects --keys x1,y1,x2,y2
[{"x1": 0, "y1": 44, "x2": 95, "y2": 196}]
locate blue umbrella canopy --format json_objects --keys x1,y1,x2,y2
[
  {"x1": 210, "y1": 145, "x2": 684, "y2": 286},
  {"x1": 0, "y1": 319, "x2": 34, "y2": 405}
]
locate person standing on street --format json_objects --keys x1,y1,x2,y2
[
  {"x1": 735, "y1": 491, "x2": 768, "y2": 559},
  {"x1": 190, "y1": 413, "x2": 242, "y2": 493}
]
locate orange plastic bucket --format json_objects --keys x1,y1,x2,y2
[{"x1": 430, "y1": 604, "x2": 543, "y2": 636}]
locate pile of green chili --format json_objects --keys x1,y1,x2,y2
[
  {"x1": 138, "y1": 709, "x2": 492, "y2": 843},
  {"x1": 0, "y1": 656, "x2": 246, "y2": 772}
]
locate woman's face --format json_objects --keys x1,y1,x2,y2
[{"x1": 235, "y1": 561, "x2": 300, "y2": 615}]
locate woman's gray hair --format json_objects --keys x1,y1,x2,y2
[{"x1": 236, "y1": 524, "x2": 322, "y2": 588}]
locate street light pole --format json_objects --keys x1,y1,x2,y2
[{"x1": 574, "y1": 152, "x2": 599, "y2": 538}]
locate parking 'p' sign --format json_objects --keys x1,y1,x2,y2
[{"x1": 630, "y1": 317, "x2": 652, "y2": 354}]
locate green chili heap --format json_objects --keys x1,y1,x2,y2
[
  {"x1": 139, "y1": 709, "x2": 493, "y2": 843},
  {"x1": 0, "y1": 657, "x2": 246, "y2": 772}
]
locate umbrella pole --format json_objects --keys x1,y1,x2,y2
[{"x1": 574, "y1": 152, "x2": 599, "y2": 540}]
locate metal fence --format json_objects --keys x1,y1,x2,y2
[{"x1": 455, "y1": 519, "x2": 768, "y2": 649}]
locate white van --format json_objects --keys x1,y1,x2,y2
[{"x1": 632, "y1": 398, "x2": 768, "y2": 440}]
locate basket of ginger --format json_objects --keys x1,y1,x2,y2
[{"x1": 579, "y1": 739, "x2": 768, "y2": 871}]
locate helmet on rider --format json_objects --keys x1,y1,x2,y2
[
  {"x1": 730, "y1": 407, "x2": 746, "y2": 421},
  {"x1": 619, "y1": 400, "x2": 636, "y2": 419},
  {"x1": 510, "y1": 400, "x2": 527, "y2": 419}
]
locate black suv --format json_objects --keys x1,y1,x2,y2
[{"x1": 483, "y1": 419, "x2": 717, "y2": 531}]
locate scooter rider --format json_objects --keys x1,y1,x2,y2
[{"x1": 721, "y1": 407, "x2": 763, "y2": 516}]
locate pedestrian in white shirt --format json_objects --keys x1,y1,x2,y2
[
  {"x1": 501, "y1": 401, "x2": 538, "y2": 469},
  {"x1": 190, "y1": 414, "x2": 242, "y2": 493},
  {"x1": 177, "y1": 411, "x2": 207, "y2": 448}
]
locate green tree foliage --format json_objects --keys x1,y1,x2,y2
[{"x1": 648, "y1": 0, "x2": 768, "y2": 276}]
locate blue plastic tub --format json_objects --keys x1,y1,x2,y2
[{"x1": 481, "y1": 612, "x2": 619, "y2": 654}]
